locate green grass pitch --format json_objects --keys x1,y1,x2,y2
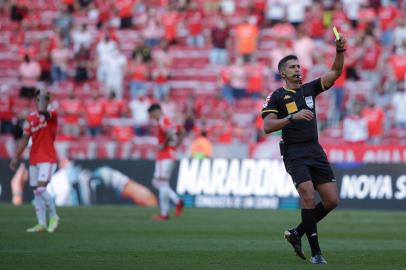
[{"x1": 0, "y1": 204, "x2": 405, "y2": 270}]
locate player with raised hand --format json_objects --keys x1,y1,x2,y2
[
  {"x1": 10, "y1": 89, "x2": 60, "y2": 233},
  {"x1": 148, "y1": 104, "x2": 185, "y2": 221},
  {"x1": 261, "y1": 28, "x2": 346, "y2": 264}
]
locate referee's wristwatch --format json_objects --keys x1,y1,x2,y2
[{"x1": 287, "y1": 114, "x2": 294, "y2": 123}]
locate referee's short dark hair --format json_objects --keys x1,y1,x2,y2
[
  {"x1": 278, "y1": 55, "x2": 298, "y2": 73},
  {"x1": 148, "y1": 103, "x2": 161, "y2": 113}
]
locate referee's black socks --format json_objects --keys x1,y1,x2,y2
[
  {"x1": 301, "y1": 208, "x2": 321, "y2": 256},
  {"x1": 295, "y1": 202, "x2": 331, "y2": 237}
]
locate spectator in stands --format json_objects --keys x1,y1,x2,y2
[
  {"x1": 103, "y1": 48, "x2": 127, "y2": 99},
  {"x1": 71, "y1": 24, "x2": 93, "y2": 54},
  {"x1": 117, "y1": 0, "x2": 134, "y2": 29},
  {"x1": 18, "y1": 54, "x2": 41, "y2": 99},
  {"x1": 161, "y1": 3, "x2": 181, "y2": 45},
  {"x1": 378, "y1": 1, "x2": 399, "y2": 47},
  {"x1": 265, "y1": 0, "x2": 284, "y2": 26},
  {"x1": 105, "y1": 91, "x2": 125, "y2": 119},
  {"x1": 129, "y1": 95, "x2": 150, "y2": 136},
  {"x1": 342, "y1": 0, "x2": 363, "y2": 29},
  {"x1": 286, "y1": 0, "x2": 309, "y2": 28},
  {"x1": 51, "y1": 41, "x2": 71, "y2": 83},
  {"x1": 60, "y1": 90, "x2": 82, "y2": 138},
  {"x1": 0, "y1": 87, "x2": 14, "y2": 135},
  {"x1": 218, "y1": 65, "x2": 233, "y2": 103},
  {"x1": 54, "y1": 4, "x2": 73, "y2": 45},
  {"x1": 152, "y1": 61, "x2": 170, "y2": 100},
  {"x1": 235, "y1": 16, "x2": 259, "y2": 62},
  {"x1": 343, "y1": 103, "x2": 368, "y2": 143},
  {"x1": 37, "y1": 38, "x2": 52, "y2": 84},
  {"x1": 270, "y1": 37, "x2": 294, "y2": 81},
  {"x1": 190, "y1": 131, "x2": 213, "y2": 159},
  {"x1": 129, "y1": 53, "x2": 149, "y2": 99},
  {"x1": 96, "y1": 33, "x2": 118, "y2": 82},
  {"x1": 393, "y1": 17, "x2": 406, "y2": 54},
  {"x1": 10, "y1": 0, "x2": 28, "y2": 24},
  {"x1": 360, "y1": 34, "x2": 383, "y2": 86},
  {"x1": 132, "y1": 40, "x2": 152, "y2": 63},
  {"x1": 229, "y1": 57, "x2": 247, "y2": 100},
  {"x1": 209, "y1": 18, "x2": 230, "y2": 65},
  {"x1": 293, "y1": 26, "x2": 315, "y2": 74},
  {"x1": 219, "y1": 0, "x2": 235, "y2": 17},
  {"x1": 246, "y1": 57, "x2": 269, "y2": 99},
  {"x1": 391, "y1": 83, "x2": 406, "y2": 129},
  {"x1": 74, "y1": 45, "x2": 91, "y2": 84},
  {"x1": 84, "y1": 92, "x2": 105, "y2": 137},
  {"x1": 362, "y1": 100, "x2": 385, "y2": 144},
  {"x1": 153, "y1": 41, "x2": 171, "y2": 67},
  {"x1": 185, "y1": 2, "x2": 205, "y2": 48},
  {"x1": 142, "y1": 8, "x2": 163, "y2": 48}
]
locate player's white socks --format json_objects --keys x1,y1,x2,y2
[
  {"x1": 38, "y1": 187, "x2": 58, "y2": 218},
  {"x1": 165, "y1": 186, "x2": 180, "y2": 204},
  {"x1": 158, "y1": 187, "x2": 170, "y2": 216},
  {"x1": 33, "y1": 191, "x2": 46, "y2": 226}
]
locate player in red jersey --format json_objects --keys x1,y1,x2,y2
[
  {"x1": 9, "y1": 89, "x2": 60, "y2": 233},
  {"x1": 148, "y1": 104, "x2": 184, "y2": 221}
]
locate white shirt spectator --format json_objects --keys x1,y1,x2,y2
[
  {"x1": 72, "y1": 25, "x2": 93, "y2": 53},
  {"x1": 343, "y1": 115, "x2": 368, "y2": 142},
  {"x1": 391, "y1": 89, "x2": 406, "y2": 126},
  {"x1": 393, "y1": 20, "x2": 406, "y2": 54},
  {"x1": 96, "y1": 38, "x2": 117, "y2": 59},
  {"x1": 220, "y1": 0, "x2": 235, "y2": 15},
  {"x1": 286, "y1": 0, "x2": 310, "y2": 24},
  {"x1": 129, "y1": 97, "x2": 151, "y2": 126},
  {"x1": 104, "y1": 50, "x2": 127, "y2": 99},
  {"x1": 341, "y1": 0, "x2": 365, "y2": 21},
  {"x1": 266, "y1": 0, "x2": 285, "y2": 21}
]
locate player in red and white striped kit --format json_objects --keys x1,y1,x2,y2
[
  {"x1": 10, "y1": 89, "x2": 60, "y2": 233},
  {"x1": 148, "y1": 104, "x2": 184, "y2": 221}
]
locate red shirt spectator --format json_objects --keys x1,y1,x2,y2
[
  {"x1": 388, "y1": 54, "x2": 406, "y2": 81},
  {"x1": 0, "y1": 95, "x2": 14, "y2": 122},
  {"x1": 61, "y1": 95, "x2": 82, "y2": 125},
  {"x1": 84, "y1": 95, "x2": 105, "y2": 127},
  {"x1": 362, "y1": 103, "x2": 384, "y2": 137},
  {"x1": 105, "y1": 93, "x2": 125, "y2": 118},
  {"x1": 362, "y1": 36, "x2": 382, "y2": 70},
  {"x1": 116, "y1": 0, "x2": 134, "y2": 18},
  {"x1": 161, "y1": 9, "x2": 180, "y2": 42},
  {"x1": 379, "y1": 4, "x2": 399, "y2": 31},
  {"x1": 246, "y1": 61, "x2": 268, "y2": 93},
  {"x1": 186, "y1": 5, "x2": 204, "y2": 36}
]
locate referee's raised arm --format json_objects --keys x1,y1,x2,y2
[{"x1": 320, "y1": 36, "x2": 347, "y2": 90}]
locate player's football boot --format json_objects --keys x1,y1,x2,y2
[
  {"x1": 284, "y1": 229, "x2": 306, "y2": 260},
  {"x1": 47, "y1": 216, "x2": 60, "y2": 233},
  {"x1": 310, "y1": 253, "x2": 327, "y2": 264},
  {"x1": 175, "y1": 200, "x2": 185, "y2": 216},
  {"x1": 152, "y1": 214, "x2": 169, "y2": 221},
  {"x1": 26, "y1": 224, "x2": 47, "y2": 233}
]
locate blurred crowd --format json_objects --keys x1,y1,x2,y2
[{"x1": 0, "y1": 0, "x2": 406, "y2": 147}]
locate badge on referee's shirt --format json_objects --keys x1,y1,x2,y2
[
  {"x1": 305, "y1": 96, "x2": 314, "y2": 109},
  {"x1": 286, "y1": 101, "x2": 298, "y2": 113}
]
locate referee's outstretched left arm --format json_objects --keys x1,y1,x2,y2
[{"x1": 321, "y1": 36, "x2": 346, "y2": 90}]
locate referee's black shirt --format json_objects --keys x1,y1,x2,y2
[{"x1": 261, "y1": 78, "x2": 328, "y2": 145}]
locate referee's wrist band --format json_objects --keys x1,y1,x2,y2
[{"x1": 336, "y1": 48, "x2": 346, "y2": 53}]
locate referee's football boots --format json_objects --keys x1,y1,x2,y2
[
  {"x1": 284, "y1": 229, "x2": 306, "y2": 260},
  {"x1": 310, "y1": 253, "x2": 327, "y2": 264}
]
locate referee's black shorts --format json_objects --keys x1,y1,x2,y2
[{"x1": 282, "y1": 142, "x2": 335, "y2": 189}]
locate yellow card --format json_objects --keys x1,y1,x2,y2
[
  {"x1": 286, "y1": 102, "x2": 298, "y2": 114},
  {"x1": 333, "y1": 26, "x2": 340, "y2": 41}
]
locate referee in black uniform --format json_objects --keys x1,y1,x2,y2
[{"x1": 261, "y1": 36, "x2": 346, "y2": 264}]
